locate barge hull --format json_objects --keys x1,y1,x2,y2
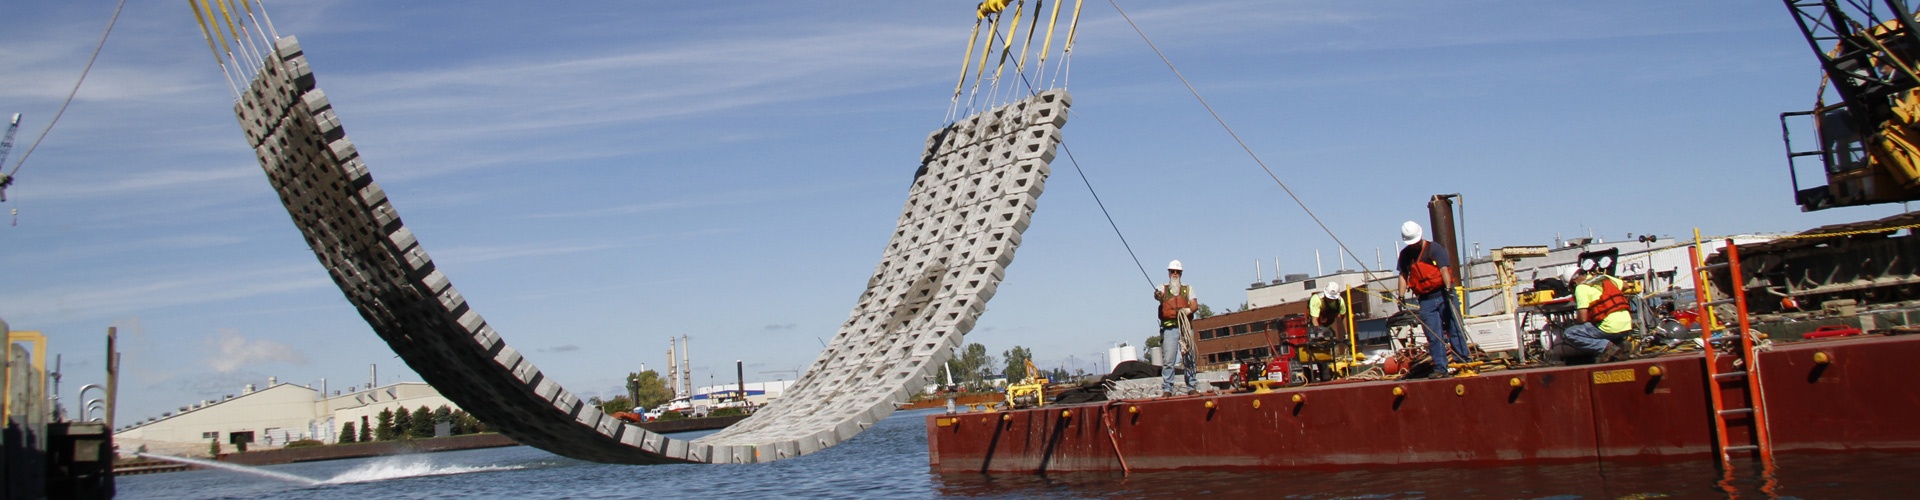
[{"x1": 926, "y1": 334, "x2": 1920, "y2": 472}]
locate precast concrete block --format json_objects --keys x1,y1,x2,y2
[
  {"x1": 421, "y1": 270, "x2": 450, "y2": 294},
  {"x1": 473, "y1": 325, "x2": 500, "y2": 351},
  {"x1": 665, "y1": 438, "x2": 689, "y2": 461},
  {"x1": 436, "y1": 286, "x2": 465, "y2": 312},
  {"x1": 533, "y1": 377, "x2": 561, "y2": 403},
  {"x1": 312, "y1": 110, "x2": 342, "y2": 138},
  {"x1": 513, "y1": 360, "x2": 540, "y2": 385},
  {"x1": 343, "y1": 157, "x2": 369, "y2": 182},
  {"x1": 597, "y1": 413, "x2": 622, "y2": 439},
  {"x1": 493, "y1": 345, "x2": 522, "y2": 371},
  {"x1": 402, "y1": 245, "x2": 430, "y2": 270},
  {"x1": 773, "y1": 441, "x2": 800, "y2": 461},
  {"x1": 686, "y1": 443, "x2": 711, "y2": 463},
  {"x1": 387, "y1": 226, "x2": 417, "y2": 252},
  {"x1": 456, "y1": 309, "x2": 486, "y2": 335},
  {"x1": 575, "y1": 405, "x2": 604, "y2": 430},
  {"x1": 357, "y1": 183, "x2": 387, "y2": 208},
  {"x1": 327, "y1": 137, "x2": 358, "y2": 163},
  {"x1": 301, "y1": 89, "x2": 331, "y2": 113}
]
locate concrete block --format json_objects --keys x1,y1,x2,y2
[
  {"x1": 472, "y1": 325, "x2": 500, "y2": 351},
  {"x1": 686, "y1": 443, "x2": 711, "y2": 463},
  {"x1": 513, "y1": 360, "x2": 540, "y2": 384},
  {"x1": 665, "y1": 439, "x2": 689, "y2": 461},
  {"x1": 492, "y1": 345, "x2": 521, "y2": 371},
  {"x1": 327, "y1": 137, "x2": 358, "y2": 162},
  {"x1": 357, "y1": 183, "x2": 387, "y2": 207},
  {"x1": 533, "y1": 378, "x2": 561, "y2": 404},
  {"x1": 421, "y1": 269, "x2": 450, "y2": 294},
  {"x1": 403, "y1": 245, "x2": 431, "y2": 271},
  {"x1": 437, "y1": 286, "x2": 465, "y2": 313},
  {"x1": 456, "y1": 310, "x2": 486, "y2": 336},
  {"x1": 575, "y1": 405, "x2": 604, "y2": 430},
  {"x1": 387, "y1": 226, "x2": 417, "y2": 252}
]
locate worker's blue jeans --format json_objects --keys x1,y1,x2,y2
[
  {"x1": 1418, "y1": 292, "x2": 1470, "y2": 369},
  {"x1": 1160, "y1": 326, "x2": 1196, "y2": 394},
  {"x1": 1562, "y1": 323, "x2": 1619, "y2": 354}
]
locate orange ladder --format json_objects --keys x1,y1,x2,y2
[{"x1": 1687, "y1": 235, "x2": 1775, "y2": 468}]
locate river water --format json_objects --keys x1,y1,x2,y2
[{"x1": 119, "y1": 408, "x2": 1917, "y2": 499}]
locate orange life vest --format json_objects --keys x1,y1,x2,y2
[
  {"x1": 1157, "y1": 284, "x2": 1191, "y2": 322},
  {"x1": 1407, "y1": 242, "x2": 1446, "y2": 296},
  {"x1": 1586, "y1": 276, "x2": 1630, "y2": 324}
]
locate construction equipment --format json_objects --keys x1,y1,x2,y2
[
  {"x1": 0, "y1": 113, "x2": 19, "y2": 202},
  {"x1": 1781, "y1": 1, "x2": 1920, "y2": 211},
  {"x1": 1004, "y1": 359, "x2": 1049, "y2": 409},
  {"x1": 1716, "y1": 2, "x2": 1920, "y2": 323}
]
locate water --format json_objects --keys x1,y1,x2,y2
[{"x1": 119, "y1": 409, "x2": 1920, "y2": 499}]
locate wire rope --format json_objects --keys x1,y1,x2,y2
[
  {"x1": 1107, "y1": 0, "x2": 1386, "y2": 288},
  {"x1": 8, "y1": 0, "x2": 128, "y2": 180}
]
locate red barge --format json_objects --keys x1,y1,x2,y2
[{"x1": 925, "y1": 333, "x2": 1920, "y2": 473}]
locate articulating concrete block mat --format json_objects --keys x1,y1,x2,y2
[{"x1": 231, "y1": 36, "x2": 1067, "y2": 464}]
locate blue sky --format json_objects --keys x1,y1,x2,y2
[{"x1": 3, "y1": 1, "x2": 1906, "y2": 423}]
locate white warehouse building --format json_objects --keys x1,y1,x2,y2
[{"x1": 114, "y1": 378, "x2": 463, "y2": 458}]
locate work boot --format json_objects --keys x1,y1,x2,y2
[{"x1": 1596, "y1": 343, "x2": 1623, "y2": 364}]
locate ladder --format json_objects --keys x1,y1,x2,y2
[{"x1": 1687, "y1": 235, "x2": 1775, "y2": 468}]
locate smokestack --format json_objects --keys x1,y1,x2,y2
[
  {"x1": 1315, "y1": 249, "x2": 1323, "y2": 276},
  {"x1": 1428, "y1": 194, "x2": 1462, "y2": 283},
  {"x1": 681, "y1": 335, "x2": 692, "y2": 397},
  {"x1": 370, "y1": 364, "x2": 378, "y2": 390},
  {"x1": 667, "y1": 340, "x2": 678, "y2": 398},
  {"x1": 737, "y1": 360, "x2": 745, "y2": 405}
]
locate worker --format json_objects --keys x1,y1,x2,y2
[
  {"x1": 1308, "y1": 282, "x2": 1346, "y2": 337},
  {"x1": 1396, "y1": 221, "x2": 1470, "y2": 379},
  {"x1": 1563, "y1": 265, "x2": 1631, "y2": 363},
  {"x1": 1155, "y1": 260, "x2": 1199, "y2": 396}
]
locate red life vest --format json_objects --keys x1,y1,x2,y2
[
  {"x1": 1407, "y1": 243, "x2": 1446, "y2": 296},
  {"x1": 1586, "y1": 276, "x2": 1630, "y2": 324}
]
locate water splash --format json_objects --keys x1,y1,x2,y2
[
  {"x1": 322, "y1": 455, "x2": 527, "y2": 484},
  {"x1": 135, "y1": 453, "x2": 321, "y2": 486}
]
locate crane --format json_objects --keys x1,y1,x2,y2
[
  {"x1": 0, "y1": 113, "x2": 18, "y2": 202},
  {"x1": 1780, "y1": 1, "x2": 1920, "y2": 211}
]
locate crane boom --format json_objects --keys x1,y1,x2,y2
[
  {"x1": 0, "y1": 113, "x2": 17, "y2": 202},
  {"x1": 1780, "y1": 0, "x2": 1920, "y2": 210}
]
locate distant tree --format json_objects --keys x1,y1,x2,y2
[
  {"x1": 629, "y1": 370, "x2": 673, "y2": 410},
  {"x1": 448, "y1": 409, "x2": 470, "y2": 435},
  {"x1": 209, "y1": 437, "x2": 221, "y2": 458},
  {"x1": 340, "y1": 422, "x2": 357, "y2": 444},
  {"x1": 1048, "y1": 367, "x2": 1070, "y2": 381},
  {"x1": 359, "y1": 420, "x2": 372, "y2": 442},
  {"x1": 946, "y1": 343, "x2": 998, "y2": 390},
  {"x1": 1003, "y1": 346, "x2": 1033, "y2": 382},
  {"x1": 1196, "y1": 303, "x2": 1217, "y2": 318},
  {"x1": 410, "y1": 406, "x2": 434, "y2": 438},
  {"x1": 390, "y1": 407, "x2": 411, "y2": 440},
  {"x1": 434, "y1": 405, "x2": 453, "y2": 429},
  {"x1": 375, "y1": 408, "x2": 397, "y2": 441},
  {"x1": 462, "y1": 411, "x2": 487, "y2": 434},
  {"x1": 596, "y1": 396, "x2": 634, "y2": 416}
]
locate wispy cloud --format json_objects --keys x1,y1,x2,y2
[
  {"x1": 763, "y1": 323, "x2": 798, "y2": 331},
  {"x1": 431, "y1": 242, "x2": 619, "y2": 265},
  {"x1": 22, "y1": 166, "x2": 258, "y2": 201},
  {"x1": 204, "y1": 328, "x2": 309, "y2": 373},
  {"x1": 0, "y1": 264, "x2": 331, "y2": 324}
]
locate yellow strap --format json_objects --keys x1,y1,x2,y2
[
  {"x1": 1014, "y1": 0, "x2": 1043, "y2": 75},
  {"x1": 216, "y1": 0, "x2": 245, "y2": 58},
  {"x1": 978, "y1": 0, "x2": 1010, "y2": 18},
  {"x1": 952, "y1": 19, "x2": 983, "y2": 99},
  {"x1": 187, "y1": 0, "x2": 225, "y2": 68},
  {"x1": 202, "y1": 0, "x2": 234, "y2": 63},
  {"x1": 992, "y1": 1, "x2": 1026, "y2": 82},
  {"x1": 1034, "y1": 0, "x2": 1066, "y2": 73}
]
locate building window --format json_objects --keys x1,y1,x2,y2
[
  {"x1": 201, "y1": 431, "x2": 217, "y2": 439},
  {"x1": 1199, "y1": 329, "x2": 1215, "y2": 340},
  {"x1": 1232, "y1": 324, "x2": 1249, "y2": 335}
]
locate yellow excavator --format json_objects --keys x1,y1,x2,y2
[
  {"x1": 1781, "y1": 0, "x2": 1920, "y2": 211},
  {"x1": 1004, "y1": 359, "x2": 1048, "y2": 409}
]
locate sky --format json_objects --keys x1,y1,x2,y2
[{"x1": 3, "y1": 1, "x2": 1909, "y2": 425}]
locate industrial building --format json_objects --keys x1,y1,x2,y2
[{"x1": 113, "y1": 378, "x2": 463, "y2": 458}]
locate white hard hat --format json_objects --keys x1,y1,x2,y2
[
  {"x1": 1559, "y1": 265, "x2": 1580, "y2": 283},
  {"x1": 1400, "y1": 221, "x2": 1422, "y2": 245},
  {"x1": 1323, "y1": 282, "x2": 1343, "y2": 299},
  {"x1": 1167, "y1": 260, "x2": 1183, "y2": 272}
]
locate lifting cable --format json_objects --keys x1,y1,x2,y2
[
  {"x1": 1107, "y1": 0, "x2": 1386, "y2": 288},
  {"x1": 6, "y1": 0, "x2": 129, "y2": 185}
]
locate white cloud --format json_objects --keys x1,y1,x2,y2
[{"x1": 203, "y1": 328, "x2": 308, "y2": 373}]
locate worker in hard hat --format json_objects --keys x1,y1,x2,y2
[
  {"x1": 1396, "y1": 221, "x2": 1470, "y2": 379},
  {"x1": 1155, "y1": 260, "x2": 1199, "y2": 395},
  {"x1": 1563, "y1": 265, "x2": 1631, "y2": 363},
  {"x1": 1309, "y1": 282, "x2": 1346, "y2": 335}
]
